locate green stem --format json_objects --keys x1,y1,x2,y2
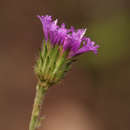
[{"x1": 29, "y1": 82, "x2": 48, "y2": 130}]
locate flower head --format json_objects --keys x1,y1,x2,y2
[
  {"x1": 37, "y1": 15, "x2": 99, "y2": 57},
  {"x1": 35, "y1": 15, "x2": 99, "y2": 86}
]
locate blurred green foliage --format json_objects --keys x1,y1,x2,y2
[{"x1": 79, "y1": 13, "x2": 130, "y2": 70}]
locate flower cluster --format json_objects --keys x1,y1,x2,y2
[
  {"x1": 35, "y1": 15, "x2": 99, "y2": 86},
  {"x1": 37, "y1": 15, "x2": 99, "y2": 57}
]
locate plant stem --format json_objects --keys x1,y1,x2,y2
[{"x1": 29, "y1": 82, "x2": 48, "y2": 130}]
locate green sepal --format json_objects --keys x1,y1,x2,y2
[{"x1": 34, "y1": 40, "x2": 77, "y2": 86}]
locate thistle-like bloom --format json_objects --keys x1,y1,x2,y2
[
  {"x1": 35, "y1": 15, "x2": 99, "y2": 86},
  {"x1": 29, "y1": 15, "x2": 99, "y2": 130}
]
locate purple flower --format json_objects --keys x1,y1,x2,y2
[{"x1": 37, "y1": 15, "x2": 99, "y2": 57}]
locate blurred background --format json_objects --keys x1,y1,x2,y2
[{"x1": 0, "y1": 0, "x2": 130, "y2": 130}]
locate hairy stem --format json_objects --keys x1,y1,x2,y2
[{"x1": 29, "y1": 82, "x2": 48, "y2": 130}]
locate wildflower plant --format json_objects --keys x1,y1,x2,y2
[{"x1": 29, "y1": 15, "x2": 99, "y2": 130}]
